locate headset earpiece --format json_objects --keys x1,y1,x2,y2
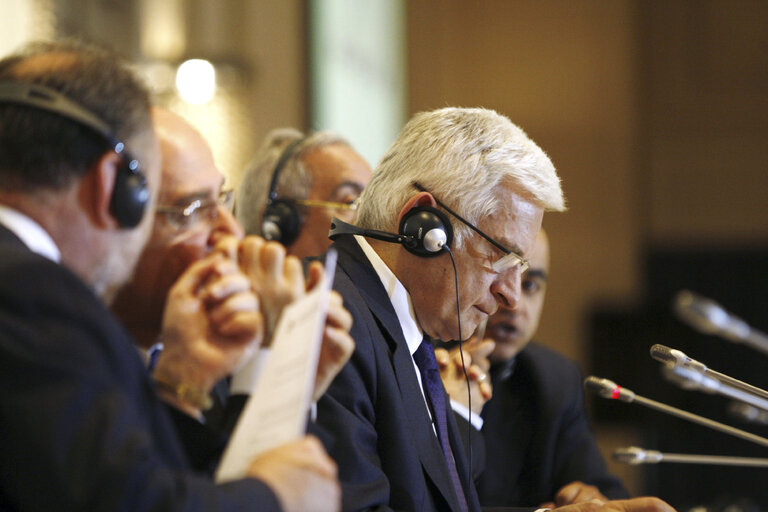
[
  {"x1": 262, "y1": 199, "x2": 302, "y2": 246},
  {"x1": 0, "y1": 81, "x2": 149, "y2": 228},
  {"x1": 261, "y1": 138, "x2": 305, "y2": 245},
  {"x1": 398, "y1": 206, "x2": 453, "y2": 257},
  {"x1": 110, "y1": 159, "x2": 149, "y2": 228}
]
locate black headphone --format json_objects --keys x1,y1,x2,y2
[
  {"x1": 261, "y1": 137, "x2": 306, "y2": 245},
  {"x1": 328, "y1": 204, "x2": 453, "y2": 258},
  {"x1": 0, "y1": 81, "x2": 149, "y2": 228}
]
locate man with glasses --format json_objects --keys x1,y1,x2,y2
[
  {"x1": 311, "y1": 107, "x2": 674, "y2": 512},
  {"x1": 235, "y1": 127, "x2": 372, "y2": 259},
  {"x1": 439, "y1": 230, "x2": 629, "y2": 509},
  {"x1": 112, "y1": 109, "x2": 355, "y2": 474}
]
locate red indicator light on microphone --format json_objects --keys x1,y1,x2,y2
[{"x1": 611, "y1": 386, "x2": 621, "y2": 399}]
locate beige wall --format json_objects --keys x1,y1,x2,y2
[{"x1": 409, "y1": 0, "x2": 642, "y2": 365}]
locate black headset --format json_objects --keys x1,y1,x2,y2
[
  {"x1": 261, "y1": 137, "x2": 307, "y2": 245},
  {"x1": 0, "y1": 81, "x2": 149, "y2": 228},
  {"x1": 328, "y1": 204, "x2": 453, "y2": 258}
]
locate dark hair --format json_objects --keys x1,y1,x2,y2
[{"x1": 0, "y1": 39, "x2": 152, "y2": 192}]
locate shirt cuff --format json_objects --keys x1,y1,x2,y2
[{"x1": 450, "y1": 399, "x2": 484, "y2": 430}]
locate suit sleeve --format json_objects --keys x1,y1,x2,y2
[
  {"x1": 310, "y1": 298, "x2": 396, "y2": 512},
  {"x1": 0, "y1": 257, "x2": 282, "y2": 512}
]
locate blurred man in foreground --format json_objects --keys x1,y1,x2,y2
[
  {"x1": 112, "y1": 108, "x2": 355, "y2": 465},
  {"x1": 0, "y1": 40, "x2": 339, "y2": 512}
]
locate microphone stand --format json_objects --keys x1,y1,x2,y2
[
  {"x1": 614, "y1": 446, "x2": 768, "y2": 467},
  {"x1": 584, "y1": 376, "x2": 768, "y2": 448}
]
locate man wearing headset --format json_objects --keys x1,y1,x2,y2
[
  {"x1": 112, "y1": 109, "x2": 356, "y2": 471},
  {"x1": 235, "y1": 127, "x2": 372, "y2": 258},
  {"x1": 0, "y1": 41, "x2": 339, "y2": 511},
  {"x1": 310, "y1": 107, "x2": 674, "y2": 512},
  {"x1": 440, "y1": 230, "x2": 629, "y2": 508}
]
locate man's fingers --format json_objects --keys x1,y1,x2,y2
[
  {"x1": 306, "y1": 260, "x2": 325, "y2": 291},
  {"x1": 212, "y1": 234, "x2": 240, "y2": 261},
  {"x1": 169, "y1": 252, "x2": 226, "y2": 297},
  {"x1": 200, "y1": 271, "x2": 252, "y2": 303},
  {"x1": 434, "y1": 347, "x2": 450, "y2": 369}
]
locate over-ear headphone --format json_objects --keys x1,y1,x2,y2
[
  {"x1": 261, "y1": 137, "x2": 305, "y2": 245},
  {"x1": 0, "y1": 81, "x2": 149, "y2": 228},
  {"x1": 328, "y1": 205, "x2": 453, "y2": 258}
]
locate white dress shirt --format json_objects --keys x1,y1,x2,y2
[{"x1": 0, "y1": 204, "x2": 60, "y2": 263}]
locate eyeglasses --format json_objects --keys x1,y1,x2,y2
[
  {"x1": 292, "y1": 198, "x2": 358, "y2": 211},
  {"x1": 156, "y1": 189, "x2": 234, "y2": 231},
  {"x1": 412, "y1": 182, "x2": 529, "y2": 274}
]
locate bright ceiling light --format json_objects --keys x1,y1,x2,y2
[{"x1": 175, "y1": 59, "x2": 216, "y2": 104}]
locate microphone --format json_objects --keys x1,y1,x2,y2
[
  {"x1": 613, "y1": 446, "x2": 768, "y2": 467},
  {"x1": 662, "y1": 364, "x2": 768, "y2": 411},
  {"x1": 674, "y1": 290, "x2": 768, "y2": 356},
  {"x1": 328, "y1": 218, "x2": 417, "y2": 249},
  {"x1": 650, "y1": 344, "x2": 768, "y2": 401},
  {"x1": 585, "y1": 376, "x2": 768, "y2": 447}
]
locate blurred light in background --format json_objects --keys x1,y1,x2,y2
[
  {"x1": 0, "y1": 0, "x2": 54, "y2": 55},
  {"x1": 175, "y1": 59, "x2": 217, "y2": 105}
]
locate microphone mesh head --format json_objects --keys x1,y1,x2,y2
[{"x1": 650, "y1": 344, "x2": 674, "y2": 363}]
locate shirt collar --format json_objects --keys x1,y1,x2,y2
[
  {"x1": 0, "y1": 205, "x2": 61, "y2": 263},
  {"x1": 354, "y1": 235, "x2": 423, "y2": 356}
]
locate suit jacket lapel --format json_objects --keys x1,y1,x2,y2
[{"x1": 332, "y1": 237, "x2": 466, "y2": 512}]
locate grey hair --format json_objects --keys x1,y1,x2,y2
[
  {"x1": 355, "y1": 107, "x2": 566, "y2": 247},
  {"x1": 235, "y1": 128, "x2": 350, "y2": 236}
]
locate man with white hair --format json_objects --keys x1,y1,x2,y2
[
  {"x1": 312, "y1": 107, "x2": 674, "y2": 512},
  {"x1": 236, "y1": 128, "x2": 371, "y2": 259}
]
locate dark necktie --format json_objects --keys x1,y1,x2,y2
[{"x1": 413, "y1": 338, "x2": 469, "y2": 512}]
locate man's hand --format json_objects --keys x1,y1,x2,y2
[
  {"x1": 248, "y1": 435, "x2": 341, "y2": 512},
  {"x1": 313, "y1": 289, "x2": 354, "y2": 401},
  {"x1": 435, "y1": 337, "x2": 495, "y2": 415},
  {"x1": 238, "y1": 236, "x2": 305, "y2": 343},
  {"x1": 154, "y1": 252, "x2": 263, "y2": 416},
  {"x1": 538, "y1": 481, "x2": 609, "y2": 508},
  {"x1": 553, "y1": 497, "x2": 676, "y2": 512}
]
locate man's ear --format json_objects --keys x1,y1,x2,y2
[
  {"x1": 83, "y1": 150, "x2": 123, "y2": 229},
  {"x1": 396, "y1": 191, "x2": 437, "y2": 227}
]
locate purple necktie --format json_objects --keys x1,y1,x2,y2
[{"x1": 413, "y1": 339, "x2": 469, "y2": 512}]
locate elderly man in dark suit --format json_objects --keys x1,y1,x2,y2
[
  {"x1": 312, "y1": 107, "x2": 675, "y2": 512},
  {"x1": 0, "y1": 40, "x2": 339, "y2": 512}
]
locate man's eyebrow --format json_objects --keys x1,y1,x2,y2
[
  {"x1": 331, "y1": 181, "x2": 366, "y2": 194},
  {"x1": 165, "y1": 191, "x2": 211, "y2": 207},
  {"x1": 524, "y1": 269, "x2": 548, "y2": 281}
]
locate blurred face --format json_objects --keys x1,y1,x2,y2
[
  {"x1": 401, "y1": 183, "x2": 544, "y2": 342},
  {"x1": 288, "y1": 143, "x2": 371, "y2": 259},
  {"x1": 112, "y1": 110, "x2": 242, "y2": 343},
  {"x1": 488, "y1": 230, "x2": 550, "y2": 364}
]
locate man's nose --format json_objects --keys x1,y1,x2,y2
[
  {"x1": 210, "y1": 204, "x2": 244, "y2": 242},
  {"x1": 491, "y1": 267, "x2": 521, "y2": 310}
]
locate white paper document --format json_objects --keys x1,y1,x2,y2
[{"x1": 215, "y1": 249, "x2": 337, "y2": 483}]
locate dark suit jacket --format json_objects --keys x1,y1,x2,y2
[
  {"x1": 311, "y1": 236, "x2": 481, "y2": 512},
  {"x1": 0, "y1": 225, "x2": 280, "y2": 511},
  {"x1": 477, "y1": 342, "x2": 629, "y2": 507}
]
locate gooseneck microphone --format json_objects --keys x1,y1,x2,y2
[
  {"x1": 613, "y1": 446, "x2": 768, "y2": 468},
  {"x1": 674, "y1": 290, "x2": 768, "y2": 356},
  {"x1": 584, "y1": 376, "x2": 768, "y2": 448},
  {"x1": 650, "y1": 344, "x2": 768, "y2": 402}
]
